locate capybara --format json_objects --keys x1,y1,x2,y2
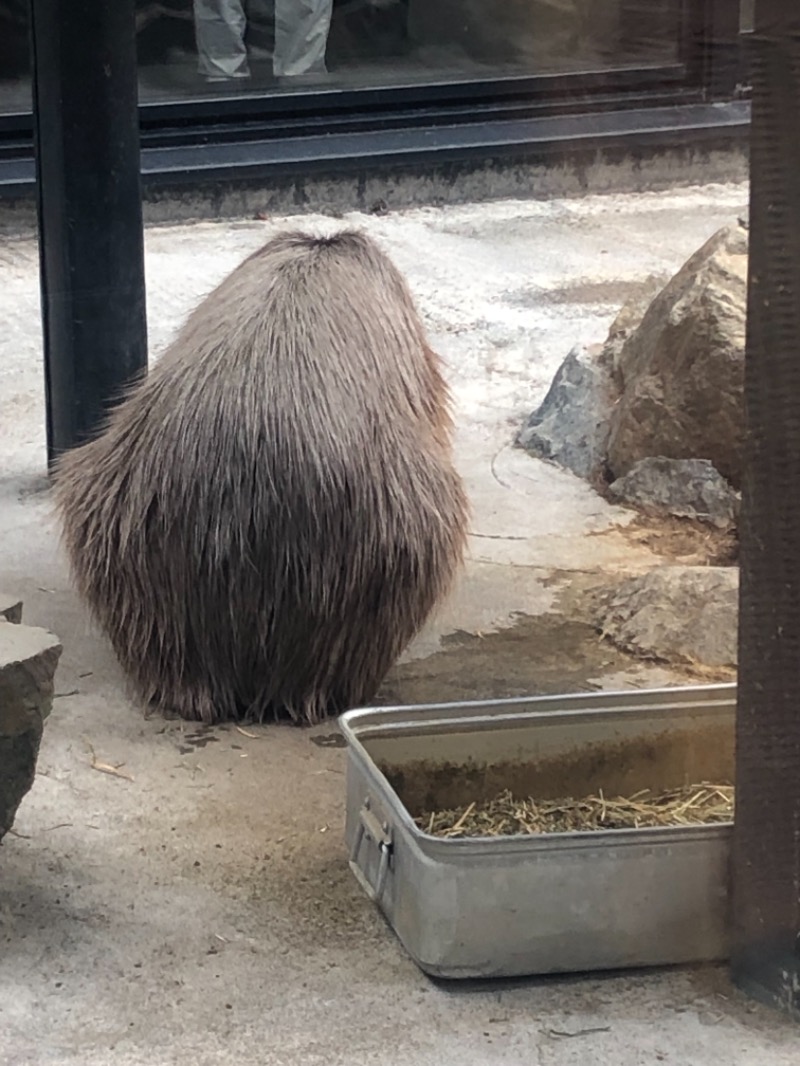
[{"x1": 53, "y1": 229, "x2": 469, "y2": 724}]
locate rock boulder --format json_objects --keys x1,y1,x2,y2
[
  {"x1": 607, "y1": 457, "x2": 740, "y2": 528},
  {"x1": 516, "y1": 343, "x2": 614, "y2": 481},
  {"x1": 596, "y1": 566, "x2": 739, "y2": 669},
  {"x1": 605, "y1": 223, "x2": 748, "y2": 487},
  {"x1": 0, "y1": 606, "x2": 62, "y2": 843}
]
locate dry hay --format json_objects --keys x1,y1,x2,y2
[
  {"x1": 614, "y1": 514, "x2": 738, "y2": 567},
  {"x1": 417, "y1": 782, "x2": 734, "y2": 838}
]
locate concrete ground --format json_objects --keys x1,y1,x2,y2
[{"x1": 3, "y1": 182, "x2": 799, "y2": 1065}]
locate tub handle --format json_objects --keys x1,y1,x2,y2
[{"x1": 349, "y1": 799, "x2": 393, "y2": 906}]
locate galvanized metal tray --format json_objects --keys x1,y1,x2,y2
[{"x1": 340, "y1": 683, "x2": 736, "y2": 979}]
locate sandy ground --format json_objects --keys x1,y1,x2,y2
[{"x1": 4, "y1": 182, "x2": 798, "y2": 1065}]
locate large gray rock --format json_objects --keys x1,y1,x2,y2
[
  {"x1": 516, "y1": 276, "x2": 668, "y2": 482},
  {"x1": 516, "y1": 343, "x2": 615, "y2": 481},
  {"x1": 605, "y1": 223, "x2": 748, "y2": 488},
  {"x1": 597, "y1": 566, "x2": 739, "y2": 669},
  {"x1": 607, "y1": 457, "x2": 740, "y2": 528},
  {"x1": 0, "y1": 613, "x2": 62, "y2": 842}
]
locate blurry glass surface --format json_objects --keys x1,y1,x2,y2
[
  {"x1": 0, "y1": 1, "x2": 696, "y2": 115},
  {"x1": 136, "y1": 0, "x2": 684, "y2": 100},
  {"x1": 740, "y1": 0, "x2": 754, "y2": 34},
  {"x1": 0, "y1": 1, "x2": 30, "y2": 113}
]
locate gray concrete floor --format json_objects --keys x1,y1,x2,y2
[{"x1": 3, "y1": 184, "x2": 799, "y2": 1065}]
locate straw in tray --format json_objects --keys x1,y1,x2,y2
[{"x1": 417, "y1": 783, "x2": 735, "y2": 838}]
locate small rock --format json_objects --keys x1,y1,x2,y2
[
  {"x1": 1, "y1": 618, "x2": 63, "y2": 842},
  {"x1": 0, "y1": 595, "x2": 23, "y2": 624},
  {"x1": 597, "y1": 566, "x2": 739, "y2": 669},
  {"x1": 516, "y1": 344, "x2": 615, "y2": 481},
  {"x1": 608, "y1": 458, "x2": 740, "y2": 528}
]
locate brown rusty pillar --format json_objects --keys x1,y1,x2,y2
[{"x1": 731, "y1": 0, "x2": 800, "y2": 1017}]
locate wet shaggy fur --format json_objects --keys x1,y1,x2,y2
[{"x1": 53, "y1": 229, "x2": 469, "y2": 724}]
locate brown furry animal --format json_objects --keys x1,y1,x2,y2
[{"x1": 53, "y1": 229, "x2": 469, "y2": 724}]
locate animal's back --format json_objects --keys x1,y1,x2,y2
[{"x1": 54, "y1": 229, "x2": 468, "y2": 724}]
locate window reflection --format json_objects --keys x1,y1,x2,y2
[
  {"x1": 740, "y1": 0, "x2": 753, "y2": 34},
  {"x1": 137, "y1": 0, "x2": 683, "y2": 97},
  {"x1": 0, "y1": 1, "x2": 705, "y2": 114},
  {"x1": 0, "y1": 0, "x2": 28, "y2": 112}
]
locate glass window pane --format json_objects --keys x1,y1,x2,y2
[
  {"x1": 136, "y1": 0, "x2": 687, "y2": 102},
  {"x1": 0, "y1": 1, "x2": 689, "y2": 116},
  {"x1": 0, "y1": 1, "x2": 31, "y2": 113},
  {"x1": 740, "y1": 0, "x2": 754, "y2": 34}
]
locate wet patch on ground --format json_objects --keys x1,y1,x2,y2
[
  {"x1": 377, "y1": 613, "x2": 636, "y2": 706},
  {"x1": 379, "y1": 555, "x2": 736, "y2": 708}
]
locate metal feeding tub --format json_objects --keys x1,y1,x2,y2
[{"x1": 339, "y1": 683, "x2": 736, "y2": 979}]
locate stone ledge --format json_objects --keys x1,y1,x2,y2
[{"x1": 1, "y1": 610, "x2": 63, "y2": 842}]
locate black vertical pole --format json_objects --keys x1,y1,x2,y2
[
  {"x1": 731, "y1": 0, "x2": 800, "y2": 1018},
  {"x1": 30, "y1": 0, "x2": 148, "y2": 466}
]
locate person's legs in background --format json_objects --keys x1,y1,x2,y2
[
  {"x1": 274, "y1": 0, "x2": 333, "y2": 77},
  {"x1": 193, "y1": 0, "x2": 251, "y2": 80}
]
